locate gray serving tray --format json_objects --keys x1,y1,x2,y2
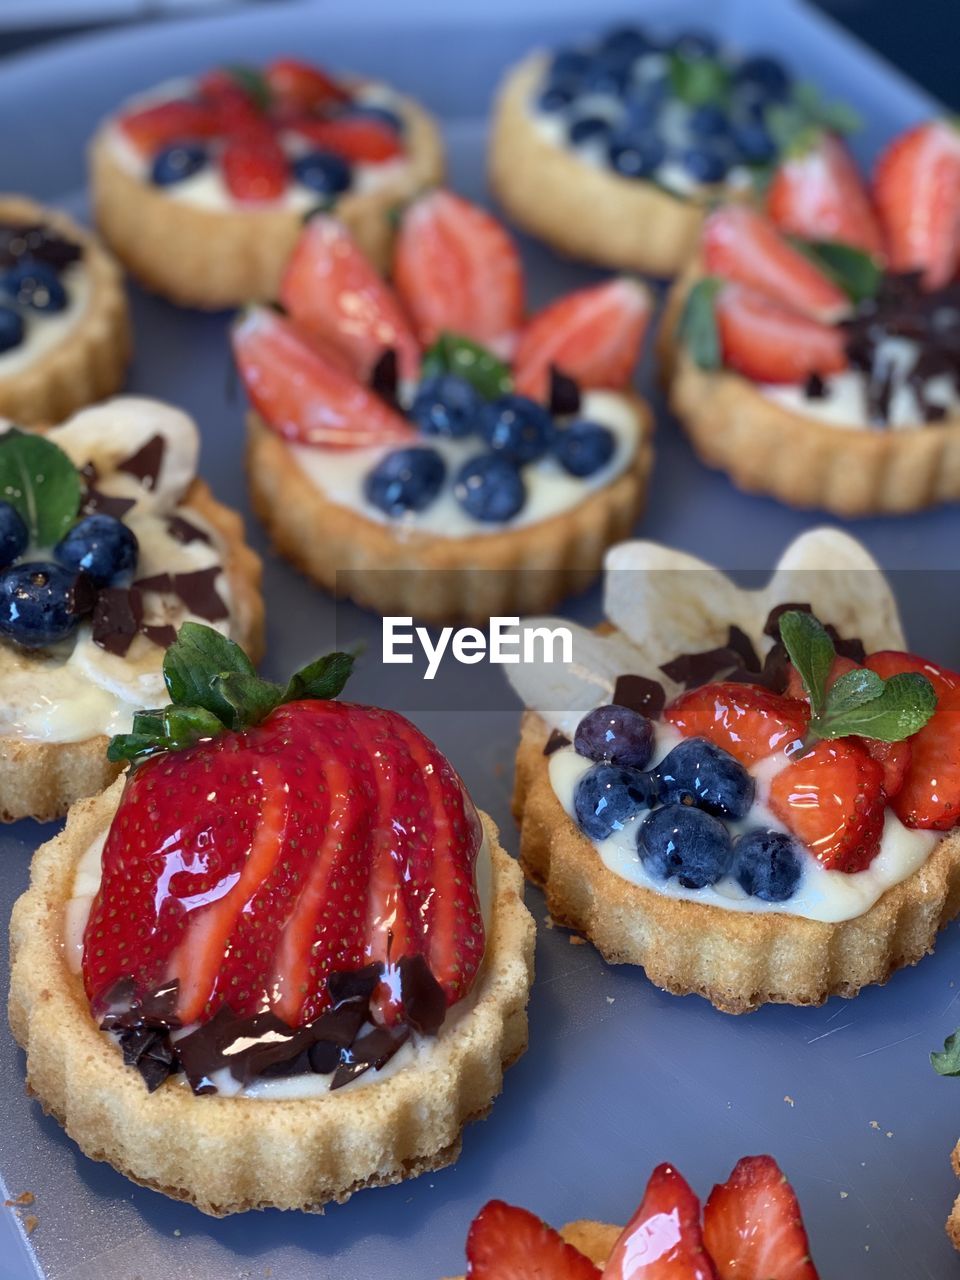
[{"x1": 0, "y1": 1, "x2": 958, "y2": 1276}]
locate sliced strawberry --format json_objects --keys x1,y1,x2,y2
[
  {"x1": 265, "y1": 58, "x2": 350, "y2": 111},
  {"x1": 769, "y1": 738, "x2": 886, "y2": 872},
  {"x1": 222, "y1": 135, "x2": 288, "y2": 202},
  {"x1": 784, "y1": 654, "x2": 859, "y2": 701},
  {"x1": 664, "y1": 683, "x2": 808, "y2": 767},
  {"x1": 119, "y1": 99, "x2": 219, "y2": 154},
  {"x1": 393, "y1": 190, "x2": 525, "y2": 354},
  {"x1": 292, "y1": 116, "x2": 401, "y2": 163},
  {"x1": 715, "y1": 284, "x2": 848, "y2": 384},
  {"x1": 196, "y1": 68, "x2": 267, "y2": 137},
  {"x1": 703, "y1": 1156, "x2": 819, "y2": 1280},
  {"x1": 862, "y1": 738, "x2": 911, "y2": 799},
  {"x1": 467, "y1": 1200, "x2": 601, "y2": 1279},
  {"x1": 232, "y1": 306, "x2": 415, "y2": 447},
  {"x1": 512, "y1": 278, "x2": 650, "y2": 401},
  {"x1": 874, "y1": 120, "x2": 960, "y2": 290},
  {"x1": 766, "y1": 132, "x2": 884, "y2": 258},
  {"x1": 703, "y1": 206, "x2": 849, "y2": 322},
  {"x1": 279, "y1": 215, "x2": 421, "y2": 380},
  {"x1": 602, "y1": 1163, "x2": 718, "y2": 1279},
  {"x1": 864, "y1": 649, "x2": 960, "y2": 696}
]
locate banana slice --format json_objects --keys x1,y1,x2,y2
[{"x1": 69, "y1": 627, "x2": 167, "y2": 709}]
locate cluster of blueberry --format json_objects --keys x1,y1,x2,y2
[
  {"x1": 363, "y1": 376, "x2": 617, "y2": 523},
  {"x1": 537, "y1": 25, "x2": 792, "y2": 186},
  {"x1": 570, "y1": 703, "x2": 803, "y2": 903},
  {"x1": 0, "y1": 503, "x2": 138, "y2": 648},
  {"x1": 0, "y1": 228, "x2": 77, "y2": 357},
  {"x1": 151, "y1": 102, "x2": 405, "y2": 198}
]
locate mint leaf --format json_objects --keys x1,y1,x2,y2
[
  {"x1": 162, "y1": 622, "x2": 256, "y2": 723},
  {"x1": 211, "y1": 672, "x2": 283, "y2": 729},
  {"x1": 224, "y1": 64, "x2": 271, "y2": 111},
  {"x1": 932, "y1": 1029, "x2": 960, "y2": 1076},
  {"x1": 679, "y1": 278, "x2": 722, "y2": 371},
  {"x1": 817, "y1": 667, "x2": 883, "y2": 719},
  {"x1": 791, "y1": 82, "x2": 861, "y2": 136},
  {"x1": 420, "y1": 333, "x2": 513, "y2": 400},
  {"x1": 793, "y1": 239, "x2": 881, "y2": 303},
  {"x1": 668, "y1": 54, "x2": 730, "y2": 107},
  {"x1": 0, "y1": 431, "x2": 81, "y2": 546},
  {"x1": 815, "y1": 671, "x2": 937, "y2": 742},
  {"x1": 283, "y1": 649, "x2": 357, "y2": 702},
  {"x1": 778, "y1": 610, "x2": 835, "y2": 716}
]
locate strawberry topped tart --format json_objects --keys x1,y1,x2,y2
[
  {"x1": 664, "y1": 121, "x2": 960, "y2": 514},
  {"x1": 237, "y1": 193, "x2": 653, "y2": 623},
  {"x1": 90, "y1": 58, "x2": 443, "y2": 307},
  {"x1": 8, "y1": 624, "x2": 534, "y2": 1214},
  {"x1": 450, "y1": 1154, "x2": 819, "y2": 1279},
  {"x1": 507, "y1": 528, "x2": 960, "y2": 1013}
]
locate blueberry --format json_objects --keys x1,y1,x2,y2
[
  {"x1": 689, "y1": 104, "x2": 730, "y2": 139},
  {"x1": 410, "y1": 374, "x2": 483, "y2": 439},
  {"x1": 731, "y1": 119, "x2": 777, "y2": 165},
  {"x1": 479, "y1": 395, "x2": 554, "y2": 464},
  {"x1": 293, "y1": 151, "x2": 352, "y2": 196},
  {"x1": 582, "y1": 53, "x2": 632, "y2": 96},
  {"x1": 609, "y1": 131, "x2": 666, "y2": 179},
  {"x1": 568, "y1": 116, "x2": 612, "y2": 146},
  {"x1": 0, "y1": 502, "x2": 28, "y2": 568},
  {"x1": 574, "y1": 704, "x2": 653, "y2": 770},
  {"x1": 656, "y1": 738, "x2": 755, "y2": 820},
  {"x1": 150, "y1": 142, "x2": 208, "y2": 186},
  {"x1": 671, "y1": 30, "x2": 719, "y2": 59},
  {"x1": 549, "y1": 48, "x2": 591, "y2": 83},
  {"x1": 733, "y1": 829, "x2": 803, "y2": 902},
  {"x1": 623, "y1": 84, "x2": 666, "y2": 128},
  {"x1": 538, "y1": 82, "x2": 576, "y2": 113},
  {"x1": 554, "y1": 421, "x2": 617, "y2": 477},
  {"x1": 364, "y1": 447, "x2": 446, "y2": 517},
  {"x1": 637, "y1": 803, "x2": 734, "y2": 889},
  {"x1": 54, "y1": 513, "x2": 139, "y2": 587},
  {"x1": 680, "y1": 144, "x2": 729, "y2": 184},
  {"x1": 599, "y1": 25, "x2": 653, "y2": 61},
  {"x1": 574, "y1": 763, "x2": 657, "y2": 840},
  {"x1": 343, "y1": 102, "x2": 404, "y2": 132},
  {"x1": 1, "y1": 258, "x2": 67, "y2": 313},
  {"x1": 0, "y1": 305, "x2": 24, "y2": 355},
  {"x1": 453, "y1": 454, "x2": 525, "y2": 523},
  {"x1": 0, "y1": 561, "x2": 92, "y2": 649},
  {"x1": 735, "y1": 55, "x2": 791, "y2": 102}
]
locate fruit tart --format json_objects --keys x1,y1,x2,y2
[
  {"x1": 449, "y1": 1154, "x2": 819, "y2": 1279},
  {"x1": 489, "y1": 20, "x2": 857, "y2": 277},
  {"x1": 90, "y1": 58, "x2": 443, "y2": 308},
  {"x1": 8, "y1": 626, "x2": 534, "y2": 1215},
  {"x1": 0, "y1": 196, "x2": 130, "y2": 425},
  {"x1": 662, "y1": 121, "x2": 960, "y2": 514},
  {"x1": 0, "y1": 398, "x2": 262, "y2": 822},
  {"x1": 238, "y1": 194, "x2": 654, "y2": 624},
  {"x1": 506, "y1": 527, "x2": 960, "y2": 1013}
]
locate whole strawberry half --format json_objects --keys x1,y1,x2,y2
[
  {"x1": 714, "y1": 284, "x2": 848, "y2": 384},
  {"x1": 466, "y1": 1201, "x2": 601, "y2": 1280},
  {"x1": 119, "y1": 100, "x2": 219, "y2": 154},
  {"x1": 264, "y1": 57, "x2": 350, "y2": 111},
  {"x1": 602, "y1": 1163, "x2": 718, "y2": 1279},
  {"x1": 703, "y1": 1155, "x2": 819, "y2": 1280},
  {"x1": 874, "y1": 120, "x2": 960, "y2": 290},
  {"x1": 766, "y1": 132, "x2": 884, "y2": 259},
  {"x1": 293, "y1": 116, "x2": 402, "y2": 163}
]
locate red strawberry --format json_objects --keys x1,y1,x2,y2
[
  {"x1": 715, "y1": 284, "x2": 848, "y2": 384},
  {"x1": 766, "y1": 132, "x2": 884, "y2": 258},
  {"x1": 393, "y1": 190, "x2": 524, "y2": 354},
  {"x1": 119, "y1": 100, "x2": 219, "y2": 154},
  {"x1": 874, "y1": 120, "x2": 960, "y2": 289},
  {"x1": 232, "y1": 306, "x2": 415, "y2": 447},
  {"x1": 264, "y1": 58, "x2": 349, "y2": 111},
  {"x1": 769, "y1": 738, "x2": 886, "y2": 872},
  {"x1": 703, "y1": 1156, "x2": 819, "y2": 1280},
  {"x1": 279, "y1": 215, "x2": 421, "y2": 380},
  {"x1": 784, "y1": 654, "x2": 859, "y2": 701},
  {"x1": 703, "y1": 206, "x2": 849, "y2": 323},
  {"x1": 664, "y1": 683, "x2": 809, "y2": 767},
  {"x1": 222, "y1": 135, "x2": 288, "y2": 202},
  {"x1": 292, "y1": 116, "x2": 402, "y2": 163},
  {"x1": 602, "y1": 1163, "x2": 718, "y2": 1279},
  {"x1": 512, "y1": 278, "x2": 650, "y2": 402},
  {"x1": 466, "y1": 1200, "x2": 601, "y2": 1279},
  {"x1": 197, "y1": 68, "x2": 267, "y2": 137},
  {"x1": 864, "y1": 648, "x2": 959, "y2": 696},
  {"x1": 862, "y1": 738, "x2": 911, "y2": 799}
]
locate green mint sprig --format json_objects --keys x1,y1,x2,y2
[
  {"x1": 108, "y1": 622, "x2": 358, "y2": 765},
  {"x1": 222, "y1": 64, "x2": 272, "y2": 111},
  {"x1": 678, "y1": 278, "x2": 723, "y2": 371},
  {"x1": 932, "y1": 1030, "x2": 960, "y2": 1077},
  {"x1": 668, "y1": 54, "x2": 731, "y2": 107},
  {"x1": 791, "y1": 238, "x2": 882, "y2": 303},
  {"x1": 0, "y1": 430, "x2": 81, "y2": 546},
  {"x1": 779, "y1": 610, "x2": 936, "y2": 744},
  {"x1": 420, "y1": 332, "x2": 513, "y2": 400}
]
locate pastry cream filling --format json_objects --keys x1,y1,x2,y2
[
  {"x1": 65, "y1": 829, "x2": 494, "y2": 1099},
  {"x1": 288, "y1": 390, "x2": 640, "y2": 538},
  {"x1": 0, "y1": 262, "x2": 90, "y2": 380}
]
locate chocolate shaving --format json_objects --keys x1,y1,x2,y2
[
  {"x1": 548, "y1": 365, "x2": 582, "y2": 417},
  {"x1": 331, "y1": 1026, "x2": 409, "y2": 1091},
  {"x1": 725, "y1": 625, "x2": 761, "y2": 672},
  {"x1": 398, "y1": 954, "x2": 447, "y2": 1036},
  {"x1": 612, "y1": 673, "x2": 665, "y2": 719},
  {"x1": 91, "y1": 586, "x2": 143, "y2": 657},
  {"x1": 327, "y1": 963, "x2": 381, "y2": 1007},
  {"x1": 761, "y1": 602, "x2": 865, "y2": 663},
  {"x1": 141, "y1": 623, "x2": 178, "y2": 649},
  {"x1": 117, "y1": 434, "x2": 166, "y2": 491},
  {"x1": 81, "y1": 486, "x2": 136, "y2": 520},
  {"x1": 166, "y1": 515, "x2": 211, "y2": 546},
  {"x1": 543, "y1": 728, "x2": 571, "y2": 756},
  {"x1": 804, "y1": 371, "x2": 829, "y2": 400},
  {"x1": 763, "y1": 602, "x2": 812, "y2": 640},
  {"x1": 370, "y1": 348, "x2": 399, "y2": 404},
  {"x1": 170, "y1": 567, "x2": 228, "y2": 622},
  {"x1": 134, "y1": 572, "x2": 175, "y2": 595},
  {"x1": 97, "y1": 978, "x2": 181, "y2": 1093},
  {"x1": 0, "y1": 221, "x2": 83, "y2": 273}
]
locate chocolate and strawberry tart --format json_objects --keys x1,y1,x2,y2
[
  {"x1": 8, "y1": 626, "x2": 534, "y2": 1215},
  {"x1": 489, "y1": 21, "x2": 857, "y2": 277},
  {"x1": 238, "y1": 193, "x2": 653, "y2": 623},
  {"x1": 507, "y1": 527, "x2": 960, "y2": 1013},
  {"x1": 449, "y1": 1154, "x2": 819, "y2": 1279},
  {"x1": 0, "y1": 398, "x2": 262, "y2": 822},
  {"x1": 0, "y1": 196, "x2": 129, "y2": 425},
  {"x1": 663, "y1": 121, "x2": 960, "y2": 514},
  {"x1": 90, "y1": 58, "x2": 443, "y2": 308}
]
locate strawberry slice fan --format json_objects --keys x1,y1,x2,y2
[
  {"x1": 668, "y1": 119, "x2": 960, "y2": 516},
  {"x1": 456, "y1": 1155, "x2": 819, "y2": 1280}
]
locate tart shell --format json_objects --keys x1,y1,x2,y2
[
  {"x1": 0, "y1": 477, "x2": 264, "y2": 824},
  {"x1": 949, "y1": 1143, "x2": 960, "y2": 1251},
  {"x1": 89, "y1": 93, "x2": 444, "y2": 309},
  {"x1": 0, "y1": 196, "x2": 130, "y2": 426},
  {"x1": 245, "y1": 396, "x2": 653, "y2": 625},
  {"x1": 8, "y1": 782, "x2": 535, "y2": 1216},
  {"x1": 513, "y1": 710, "x2": 960, "y2": 1014}
]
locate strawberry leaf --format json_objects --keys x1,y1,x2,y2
[
  {"x1": 932, "y1": 1029, "x2": 960, "y2": 1076},
  {"x1": 420, "y1": 332, "x2": 513, "y2": 400},
  {"x1": 679, "y1": 278, "x2": 723, "y2": 371},
  {"x1": 0, "y1": 430, "x2": 82, "y2": 547},
  {"x1": 778, "y1": 610, "x2": 835, "y2": 716},
  {"x1": 211, "y1": 671, "x2": 283, "y2": 729},
  {"x1": 283, "y1": 649, "x2": 357, "y2": 702},
  {"x1": 163, "y1": 622, "x2": 256, "y2": 724}
]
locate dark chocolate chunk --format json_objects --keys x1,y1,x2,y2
[
  {"x1": 826, "y1": 626, "x2": 866, "y2": 664},
  {"x1": 725, "y1": 625, "x2": 760, "y2": 672},
  {"x1": 331, "y1": 1025, "x2": 409, "y2": 1090},
  {"x1": 804, "y1": 371, "x2": 829, "y2": 400},
  {"x1": 70, "y1": 571, "x2": 97, "y2": 620},
  {"x1": 81, "y1": 486, "x2": 136, "y2": 520},
  {"x1": 328, "y1": 963, "x2": 382, "y2": 1008},
  {"x1": 166, "y1": 515, "x2": 211, "y2": 546},
  {"x1": 141, "y1": 624, "x2": 178, "y2": 649},
  {"x1": 117, "y1": 434, "x2": 166, "y2": 491},
  {"x1": 0, "y1": 221, "x2": 83, "y2": 273},
  {"x1": 172, "y1": 567, "x2": 228, "y2": 622},
  {"x1": 134, "y1": 572, "x2": 175, "y2": 595},
  {"x1": 763, "y1": 602, "x2": 812, "y2": 640},
  {"x1": 370, "y1": 348, "x2": 399, "y2": 403},
  {"x1": 660, "y1": 645, "x2": 742, "y2": 690},
  {"x1": 612, "y1": 674, "x2": 665, "y2": 719},
  {"x1": 92, "y1": 586, "x2": 144, "y2": 657},
  {"x1": 543, "y1": 728, "x2": 571, "y2": 756},
  {"x1": 548, "y1": 365, "x2": 582, "y2": 417},
  {"x1": 308, "y1": 1040, "x2": 342, "y2": 1075},
  {"x1": 398, "y1": 954, "x2": 447, "y2": 1036}
]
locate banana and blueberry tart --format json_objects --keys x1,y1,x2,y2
[
  {"x1": 238, "y1": 194, "x2": 653, "y2": 623},
  {"x1": 507, "y1": 528, "x2": 960, "y2": 1013},
  {"x1": 489, "y1": 21, "x2": 857, "y2": 277},
  {"x1": 0, "y1": 397, "x2": 262, "y2": 822},
  {"x1": 90, "y1": 58, "x2": 443, "y2": 307},
  {"x1": 8, "y1": 626, "x2": 534, "y2": 1215},
  {"x1": 664, "y1": 120, "x2": 960, "y2": 514},
  {"x1": 0, "y1": 196, "x2": 129, "y2": 425}
]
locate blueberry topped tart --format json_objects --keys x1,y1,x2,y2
[{"x1": 237, "y1": 194, "x2": 654, "y2": 623}]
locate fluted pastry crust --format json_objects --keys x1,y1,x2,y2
[
  {"x1": 949, "y1": 1142, "x2": 960, "y2": 1251},
  {"x1": 8, "y1": 784, "x2": 535, "y2": 1215}
]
